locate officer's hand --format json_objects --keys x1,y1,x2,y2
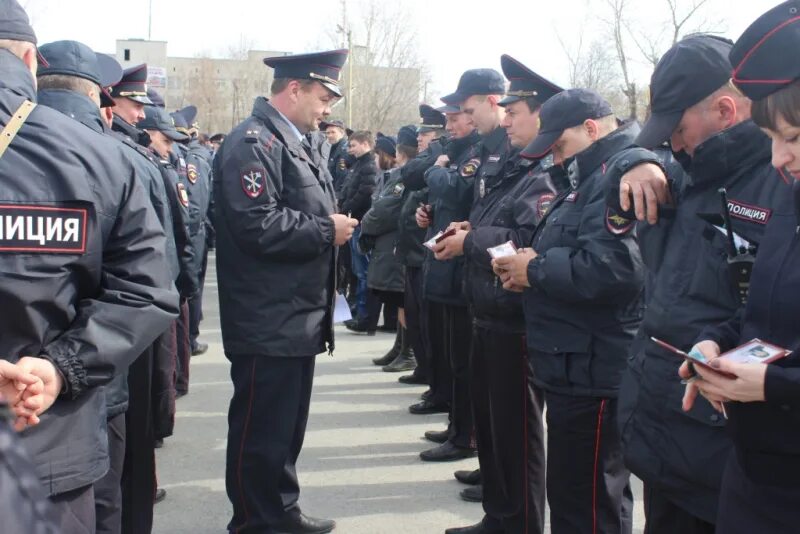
[
  {"x1": 492, "y1": 248, "x2": 537, "y2": 289},
  {"x1": 695, "y1": 358, "x2": 767, "y2": 405},
  {"x1": 619, "y1": 163, "x2": 672, "y2": 225},
  {"x1": 433, "y1": 230, "x2": 469, "y2": 260},
  {"x1": 435, "y1": 155, "x2": 450, "y2": 168},
  {"x1": 14, "y1": 357, "x2": 64, "y2": 429},
  {"x1": 330, "y1": 214, "x2": 358, "y2": 245},
  {"x1": 447, "y1": 221, "x2": 471, "y2": 232},
  {"x1": 681, "y1": 341, "x2": 722, "y2": 412},
  {"x1": 0, "y1": 361, "x2": 45, "y2": 431},
  {"x1": 416, "y1": 205, "x2": 432, "y2": 229}
]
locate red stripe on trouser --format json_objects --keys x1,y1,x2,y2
[
  {"x1": 235, "y1": 358, "x2": 258, "y2": 534},
  {"x1": 592, "y1": 399, "x2": 607, "y2": 534}
]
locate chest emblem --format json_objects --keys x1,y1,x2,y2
[{"x1": 187, "y1": 163, "x2": 198, "y2": 184}]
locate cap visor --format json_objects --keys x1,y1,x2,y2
[
  {"x1": 419, "y1": 126, "x2": 442, "y2": 134},
  {"x1": 440, "y1": 91, "x2": 466, "y2": 106},
  {"x1": 635, "y1": 110, "x2": 682, "y2": 149},
  {"x1": 128, "y1": 95, "x2": 154, "y2": 106},
  {"x1": 320, "y1": 81, "x2": 342, "y2": 98},
  {"x1": 164, "y1": 128, "x2": 189, "y2": 142},
  {"x1": 436, "y1": 104, "x2": 461, "y2": 114},
  {"x1": 498, "y1": 95, "x2": 522, "y2": 107},
  {"x1": 521, "y1": 130, "x2": 561, "y2": 160}
]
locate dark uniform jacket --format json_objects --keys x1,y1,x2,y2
[
  {"x1": 422, "y1": 131, "x2": 482, "y2": 305},
  {"x1": 179, "y1": 141, "x2": 212, "y2": 277},
  {"x1": 699, "y1": 179, "x2": 800, "y2": 491},
  {"x1": 214, "y1": 97, "x2": 338, "y2": 357},
  {"x1": 395, "y1": 140, "x2": 446, "y2": 268},
  {"x1": 360, "y1": 168, "x2": 406, "y2": 293},
  {"x1": 607, "y1": 120, "x2": 792, "y2": 522},
  {"x1": 0, "y1": 406, "x2": 58, "y2": 534},
  {"x1": 523, "y1": 123, "x2": 644, "y2": 398},
  {"x1": 340, "y1": 151, "x2": 377, "y2": 220},
  {"x1": 328, "y1": 137, "x2": 349, "y2": 197},
  {"x1": 464, "y1": 154, "x2": 559, "y2": 334},
  {"x1": 0, "y1": 51, "x2": 178, "y2": 494}
]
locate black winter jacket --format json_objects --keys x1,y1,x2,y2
[
  {"x1": 340, "y1": 151, "x2": 377, "y2": 220},
  {"x1": 360, "y1": 168, "x2": 406, "y2": 293}
]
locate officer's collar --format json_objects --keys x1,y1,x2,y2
[
  {"x1": 480, "y1": 125, "x2": 508, "y2": 155},
  {"x1": 0, "y1": 49, "x2": 36, "y2": 102},
  {"x1": 252, "y1": 97, "x2": 305, "y2": 146},
  {"x1": 448, "y1": 130, "x2": 480, "y2": 152},
  {"x1": 686, "y1": 119, "x2": 771, "y2": 186},
  {"x1": 355, "y1": 150, "x2": 374, "y2": 162},
  {"x1": 37, "y1": 88, "x2": 106, "y2": 135},
  {"x1": 570, "y1": 121, "x2": 640, "y2": 185},
  {"x1": 111, "y1": 113, "x2": 150, "y2": 148}
]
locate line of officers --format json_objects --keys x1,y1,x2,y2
[
  {"x1": 0, "y1": 2, "x2": 219, "y2": 533},
  {"x1": 322, "y1": 6, "x2": 800, "y2": 534}
]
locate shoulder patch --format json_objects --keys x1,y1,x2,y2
[
  {"x1": 727, "y1": 199, "x2": 771, "y2": 225},
  {"x1": 187, "y1": 163, "x2": 198, "y2": 184},
  {"x1": 338, "y1": 158, "x2": 347, "y2": 171},
  {"x1": 459, "y1": 158, "x2": 481, "y2": 177},
  {"x1": 0, "y1": 204, "x2": 88, "y2": 254},
  {"x1": 241, "y1": 167, "x2": 266, "y2": 199},
  {"x1": 606, "y1": 207, "x2": 635, "y2": 235},
  {"x1": 537, "y1": 193, "x2": 556, "y2": 218},
  {"x1": 177, "y1": 183, "x2": 190, "y2": 208}
]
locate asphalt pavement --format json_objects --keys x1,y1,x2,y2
[{"x1": 153, "y1": 253, "x2": 644, "y2": 533}]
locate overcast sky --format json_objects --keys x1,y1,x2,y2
[{"x1": 26, "y1": 0, "x2": 783, "y2": 100}]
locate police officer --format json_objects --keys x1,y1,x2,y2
[
  {"x1": 681, "y1": 7, "x2": 800, "y2": 532},
  {"x1": 173, "y1": 105, "x2": 213, "y2": 357},
  {"x1": 214, "y1": 49, "x2": 356, "y2": 534},
  {"x1": 495, "y1": 89, "x2": 644, "y2": 534},
  {"x1": 321, "y1": 119, "x2": 350, "y2": 195},
  {"x1": 0, "y1": 3, "x2": 178, "y2": 532},
  {"x1": 605, "y1": 35, "x2": 792, "y2": 533},
  {"x1": 439, "y1": 55, "x2": 563, "y2": 534},
  {"x1": 417, "y1": 103, "x2": 447, "y2": 151}
]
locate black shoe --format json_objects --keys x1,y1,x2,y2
[
  {"x1": 445, "y1": 519, "x2": 500, "y2": 534},
  {"x1": 424, "y1": 429, "x2": 449, "y2": 444},
  {"x1": 345, "y1": 319, "x2": 376, "y2": 336},
  {"x1": 377, "y1": 323, "x2": 397, "y2": 333},
  {"x1": 382, "y1": 352, "x2": 416, "y2": 373},
  {"x1": 191, "y1": 342, "x2": 208, "y2": 356},
  {"x1": 399, "y1": 373, "x2": 427, "y2": 385},
  {"x1": 454, "y1": 468, "x2": 481, "y2": 485},
  {"x1": 420, "y1": 441, "x2": 476, "y2": 462},
  {"x1": 420, "y1": 389, "x2": 433, "y2": 401},
  {"x1": 154, "y1": 438, "x2": 164, "y2": 449},
  {"x1": 273, "y1": 511, "x2": 336, "y2": 534},
  {"x1": 372, "y1": 350, "x2": 397, "y2": 366},
  {"x1": 409, "y1": 400, "x2": 449, "y2": 415},
  {"x1": 176, "y1": 390, "x2": 187, "y2": 399},
  {"x1": 154, "y1": 488, "x2": 166, "y2": 504},
  {"x1": 460, "y1": 485, "x2": 483, "y2": 502}
]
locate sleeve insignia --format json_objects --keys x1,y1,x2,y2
[{"x1": 241, "y1": 167, "x2": 266, "y2": 199}]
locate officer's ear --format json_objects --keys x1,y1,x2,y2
[
  {"x1": 714, "y1": 95, "x2": 739, "y2": 129},
  {"x1": 20, "y1": 43, "x2": 38, "y2": 87},
  {"x1": 584, "y1": 119, "x2": 601, "y2": 142}
]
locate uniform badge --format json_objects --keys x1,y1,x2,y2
[
  {"x1": 338, "y1": 159, "x2": 346, "y2": 171},
  {"x1": 177, "y1": 183, "x2": 190, "y2": 208},
  {"x1": 565, "y1": 191, "x2": 579, "y2": 203},
  {"x1": 241, "y1": 168, "x2": 265, "y2": 199},
  {"x1": 727, "y1": 199, "x2": 771, "y2": 225},
  {"x1": 459, "y1": 158, "x2": 480, "y2": 177},
  {"x1": 606, "y1": 207, "x2": 635, "y2": 235},
  {"x1": 479, "y1": 178, "x2": 486, "y2": 198},
  {"x1": 488, "y1": 155, "x2": 501, "y2": 163},
  {"x1": 392, "y1": 183, "x2": 405, "y2": 196},
  {"x1": 537, "y1": 193, "x2": 556, "y2": 219},
  {"x1": 187, "y1": 163, "x2": 198, "y2": 184}
]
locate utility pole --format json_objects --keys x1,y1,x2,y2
[
  {"x1": 348, "y1": 29, "x2": 353, "y2": 127},
  {"x1": 148, "y1": 0, "x2": 153, "y2": 40}
]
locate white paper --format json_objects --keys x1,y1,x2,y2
[
  {"x1": 487, "y1": 241, "x2": 518, "y2": 259},
  {"x1": 333, "y1": 293, "x2": 352, "y2": 324},
  {"x1": 424, "y1": 231, "x2": 444, "y2": 250}
]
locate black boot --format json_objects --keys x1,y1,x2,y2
[
  {"x1": 373, "y1": 324, "x2": 400, "y2": 366},
  {"x1": 382, "y1": 327, "x2": 416, "y2": 372}
]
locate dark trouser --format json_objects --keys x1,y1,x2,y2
[
  {"x1": 175, "y1": 299, "x2": 191, "y2": 395},
  {"x1": 152, "y1": 324, "x2": 177, "y2": 440},
  {"x1": 121, "y1": 346, "x2": 157, "y2": 534},
  {"x1": 365, "y1": 290, "x2": 383, "y2": 330},
  {"x1": 404, "y1": 266, "x2": 430, "y2": 383},
  {"x1": 544, "y1": 391, "x2": 633, "y2": 534},
  {"x1": 226, "y1": 354, "x2": 316, "y2": 533},
  {"x1": 471, "y1": 326, "x2": 546, "y2": 533},
  {"x1": 426, "y1": 301, "x2": 452, "y2": 405},
  {"x1": 188, "y1": 246, "x2": 208, "y2": 350},
  {"x1": 349, "y1": 226, "x2": 370, "y2": 319},
  {"x1": 382, "y1": 301, "x2": 398, "y2": 327},
  {"x1": 445, "y1": 304, "x2": 474, "y2": 448},
  {"x1": 51, "y1": 484, "x2": 96, "y2": 534},
  {"x1": 644, "y1": 484, "x2": 714, "y2": 534},
  {"x1": 95, "y1": 413, "x2": 127, "y2": 534},
  {"x1": 337, "y1": 241, "x2": 356, "y2": 301}
]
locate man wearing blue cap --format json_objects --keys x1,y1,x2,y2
[
  {"x1": 441, "y1": 54, "x2": 563, "y2": 534},
  {"x1": 0, "y1": 2, "x2": 178, "y2": 532},
  {"x1": 493, "y1": 88, "x2": 643, "y2": 534},
  {"x1": 215, "y1": 49, "x2": 356, "y2": 534},
  {"x1": 602, "y1": 34, "x2": 793, "y2": 533}
]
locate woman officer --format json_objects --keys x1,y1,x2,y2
[{"x1": 682, "y1": 2, "x2": 800, "y2": 532}]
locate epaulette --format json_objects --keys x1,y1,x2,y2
[{"x1": 244, "y1": 128, "x2": 261, "y2": 144}]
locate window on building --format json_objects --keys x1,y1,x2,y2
[{"x1": 124, "y1": 49, "x2": 130, "y2": 61}]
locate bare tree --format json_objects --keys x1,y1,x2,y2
[{"x1": 603, "y1": 0, "x2": 639, "y2": 120}]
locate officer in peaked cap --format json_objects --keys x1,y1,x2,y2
[
  {"x1": 0, "y1": 2, "x2": 178, "y2": 532},
  {"x1": 215, "y1": 48, "x2": 356, "y2": 534},
  {"x1": 320, "y1": 119, "x2": 351, "y2": 196},
  {"x1": 37, "y1": 40, "x2": 122, "y2": 109},
  {"x1": 417, "y1": 104, "x2": 445, "y2": 151},
  {"x1": 498, "y1": 54, "x2": 563, "y2": 107},
  {"x1": 108, "y1": 63, "x2": 152, "y2": 125}
]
